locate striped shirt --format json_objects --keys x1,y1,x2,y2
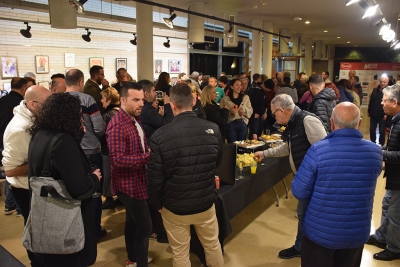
[{"x1": 106, "y1": 109, "x2": 150, "y2": 199}]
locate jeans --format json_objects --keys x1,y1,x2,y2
[
  {"x1": 373, "y1": 190, "x2": 400, "y2": 253},
  {"x1": 226, "y1": 119, "x2": 248, "y2": 143},
  {"x1": 294, "y1": 199, "x2": 309, "y2": 251},
  {"x1": 86, "y1": 152, "x2": 103, "y2": 234},
  {"x1": 248, "y1": 116, "x2": 264, "y2": 138},
  {"x1": 4, "y1": 180, "x2": 20, "y2": 211},
  {"x1": 369, "y1": 116, "x2": 386, "y2": 145},
  {"x1": 117, "y1": 192, "x2": 152, "y2": 267}
]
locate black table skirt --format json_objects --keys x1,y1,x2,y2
[{"x1": 190, "y1": 156, "x2": 292, "y2": 264}]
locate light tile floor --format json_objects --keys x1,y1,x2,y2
[{"x1": 0, "y1": 106, "x2": 397, "y2": 266}]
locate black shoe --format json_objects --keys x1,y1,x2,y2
[
  {"x1": 366, "y1": 235, "x2": 387, "y2": 249},
  {"x1": 95, "y1": 228, "x2": 107, "y2": 243},
  {"x1": 278, "y1": 246, "x2": 301, "y2": 259},
  {"x1": 373, "y1": 249, "x2": 400, "y2": 261},
  {"x1": 102, "y1": 198, "x2": 115, "y2": 210},
  {"x1": 114, "y1": 198, "x2": 123, "y2": 206}
]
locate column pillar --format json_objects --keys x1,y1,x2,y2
[
  {"x1": 262, "y1": 22, "x2": 273, "y2": 77},
  {"x1": 188, "y1": 2, "x2": 205, "y2": 43},
  {"x1": 136, "y1": 3, "x2": 153, "y2": 80},
  {"x1": 279, "y1": 28, "x2": 290, "y2": 54},
  {"x1": 321, "y1": 42, "x2": 327, "y2": 59},
  {"x1": 251, "y1": 20, "x2": 263, "y2": 74},
  {"x1": 292, "y1": 33, "x2": 300, "y2": 55},
  {"x1": 328, "y1": 45, "x2": 335, "y2": 81},
  {"x1": 304, "y1": 37, "x2": 313, "y2": 76},
  {"x1": 314, "y1": 40, "x2": 322, "y2": 60}
]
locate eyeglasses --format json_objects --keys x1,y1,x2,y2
[{"x1": 272, "y1": 108, "x2": 283, "y2": 118}]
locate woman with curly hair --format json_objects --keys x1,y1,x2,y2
[
  {"x1": 155, "y1": 72, "x2": 171, "y2": 96},
  {"x1": 28, "y1": 93, "x2": 101, "y2": 267}
]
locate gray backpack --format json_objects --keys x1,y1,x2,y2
[{"x1": 22, "y1": 133, "x2": 85, "y2": 254}]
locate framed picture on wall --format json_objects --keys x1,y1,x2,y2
[
  {"x1": 1, "y1": 56, "x2": 18, "y2": 79},
  {"x1": 170, "y1": 74, "x2": 178, "y2": 86},
  {"x1": 35, "y1": 55, "x2": 49, "y2": 74},
  {"x1": 116, "y1": 58, "x2": 127, "y2": 71},
  {"x1": 168, "y1": 60, "x2": 180, "y2": 73},
  {"x1": 38, "y1": 81, "x2": 50, "y2": 89},
  {"x1": 89, "y1": 57, "x2": 104, "y2": 68},
  {"x1": 3, "y1": 82, "x2": 11, "y2": 92},
  {"x1": 155, "y1": 59, "x2": 162, "y2": 74},
  {"x1": 65, "y1": 53, "x2": 75, "y2": 68}
]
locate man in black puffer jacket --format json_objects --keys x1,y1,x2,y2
[
  {"x1": 148, "y1": 83, "x2": 224, "y2": 267},
  {"x1": 367, "y1": 83, "x2": 400, "y2": 261},
  {"x1": 308, "y1": 74, "x2": 336, "y2": 132}
]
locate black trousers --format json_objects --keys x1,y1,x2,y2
[
  {"x1": 10, "y1": 186, "x2": 44, "y2": 267},
  {"x1": 301, "y1": 236, "x2": 363, "y2": 267}
]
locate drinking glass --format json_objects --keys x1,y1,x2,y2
[
  {"x1": 236, "y1": 160, "x2": 245, "y2": 180},
  {"x1": 250, "y1": 160, "x2": 257, "y2": 174},
  {"x1": 90, "y1": 164, "x2": 101, "y2": 198}
]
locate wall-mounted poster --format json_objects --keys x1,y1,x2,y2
[
  {"x1": 89, "y1": 57, "x2": 104, "y2": 68},
  {"x1": 155, "y1": 59, "x2": 162, "y2": 74},
  {"x1": 116, "y1": 58, "x2": 127, "y2": 71},
  {"x1": 3, "y1": 82, "x2": 11, "y2": 92},
  {"x1": 65, "y1": 53, "x2": 75, "y2": 67},
  {"x1": 168, "y1": 60, "x2": 180, "y2": 73},
  {"x1": 35, "y1": 55, "x2": 49, "y2": 74},
  {"x1": 38, "y1": 81, "x2": 50, "y2": 89},
  {"x1": 1, "y1": 56, "x2": 18, "y2": 79}
]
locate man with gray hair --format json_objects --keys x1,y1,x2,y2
[
  {"x1": 189, "y1": 71, "x2": 200, "y2": 93},
  {"x1": 367, "y1": 83, "x2": 400, "y2": 261},
  {"x1": 255, "y1": 93, "x2": 327, "y2": 259},
  {"x1": 292, "y1": 102, "x2": 383, "y2": 267}
]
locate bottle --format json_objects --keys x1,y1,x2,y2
[{"x1": 215, "y1": 176, "x2": 220, "y2": 190}]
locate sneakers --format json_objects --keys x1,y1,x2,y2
[
  {"x1": 278, "y1": 245, "x2": 301, "y2": 259},
  {"x1": 126, "y1": 257, "x2": 153, "y2": 267},
  {"x1": 366, "y1": 235, "x2": 387, "y2": 249},
  {"x1": 373, "y1": 249, "x2": 400, "y2": 261},
  {"x1": 16, "y1": 210, "x2": 22, "y2": 217},
  {"x1": 4, "y1": 206, "x2": 16, "y2": 215}
]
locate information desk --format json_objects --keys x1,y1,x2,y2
[{"x1": 190, "y1": 155, "x2": 292, "y2": 264}]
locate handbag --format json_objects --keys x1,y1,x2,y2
[{"x1": 22, "y1": 133, "x2": 85, "y2": 254}]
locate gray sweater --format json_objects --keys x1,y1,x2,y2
[{"x1": 68, "y1": 91, "x2": 105, "y2": 154}]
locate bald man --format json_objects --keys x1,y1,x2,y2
[
  {"x1": 1, "y1": 85, "x2": 51, "y2": 266},
  {"x1": 292, "y1": 102, "x2": 383, "y2": 267}
]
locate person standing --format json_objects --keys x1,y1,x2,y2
[
  {"x1": 66, "y1": 69, "x2": 107, "y2": 242},
  {"x1": 254, "y1": 94, "x2": 327, "y2": 260},
  {"x1": 366, "y1": 83, "x2": 400, "y2": 261},
  {"x1": 83, "y1": 65, "x2": 110, "y2": 114},
  {"x1": 113, "y1": 68, "x2": 129, "y2": 94},
  {"x1": 292, "y1": 102, "x2": 383, "y2": 267},
  {"x1": 50, "y1": 73, "x2": 66, "y2": 93},
  {"x1": 106, "y1": 82, "x2": 152, "y2": 267},
  {"x1": 0, "y1": 77, "x2": 28, "y2": 216},
  {"x1": 148, "y1": 83, "x2": 224, "y2": 267},
  {"x1": 248, "y1": 73, "x2": 266, "y2": 138},
  {"x1": 368, "y1": 75, "x2": 389, "y2": 146}
]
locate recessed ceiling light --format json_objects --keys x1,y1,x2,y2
[
  {"x1": 324, "y1": 30, "x2": 328, "y2": 33},
  {"x1": 337, "y1": 36, "x2": 341, "y2": 38},
  {"x1": 253, "y1": 5, "x2": 258, "y2": 9},
  {"x1": 355, "y1": 45, "x2": 358, "y2": 46},
  {"x1": 305, "y1": 21, "x2": 310, "y2": 24},
  {"x1": 347, "y1": 41, "x2": 351, "y2": 43},
  {"x1": 294, "y1": 17, "x2": 302, "y2": 21}
]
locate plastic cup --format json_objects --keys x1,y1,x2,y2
[{"x1": 250, "y1": 160, "x2": 257, "y2": 174}]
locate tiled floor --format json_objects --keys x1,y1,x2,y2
[{"x1": 0, "y1": 106, "x2": 397, "y2": 266}]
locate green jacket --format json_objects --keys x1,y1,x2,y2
[{"x1": 83, "y1": 79, "x2": 108, "y2": 114}]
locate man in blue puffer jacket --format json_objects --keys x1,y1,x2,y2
[{"x1": 292, "y1": 102, "x2": 383, "y2": 267}]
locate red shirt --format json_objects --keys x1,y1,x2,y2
[{"x1": 106, "y1": 109, "x2": 150, "y2": 199}]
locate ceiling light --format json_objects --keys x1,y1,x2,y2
[
  {"x1": 362, "y1": 4, "x2": 379, "y2": 19},
  {"x1": 383, "y1": 29, "x2": 395, "y2": 42},
  {"x1": 130, "y1": 33, "x2": 137, "y2": 45},
  {"x1": 305, "y1": 21, "x2": 310, "y2": 24},
  {"x1": 323, "y1": 30, "x2": 328, "y2": 33},
  {"x1": 253, "y1": 5, "x2": 258, "y2": 9},
  {"x1": 293, "y1": 17, "x2": 302, "y2": 21},
  {"x1": 163, "y1": 12, "x2": 177, "y2": 28},
  {"x1": 224, "y1": 24, "x2": 234, "y2": 38},
  {"x1": 163, "y1": 37, "x2": 170, "y2": 48},
  {"x1": 81, "y1": 28, "x2": 91, "y2": 42},
  {"x1": 347, "y1": 41, "x2": 351, "y2": 43},
  {"x1": 188, "y1": 43, "x2": 193, "y2": 49},
  {"x1": 345, "y1": 0, "x2": 359, "y2": 6},
  {"x1": 69, "y1": 0, "x2": 88, "y2": 15},
  {"x1": 337, "y1": 36, "x2": 341, "y2": 39},
  {"x1": 379, "y1": 24, "x2": 390, "y2": 35},
  {"x1": 20, "y1": 22, "x2": 32, "y2": 38},
  {"x1": 370, "y1": 14, "x2": 385, "y2": 27},
  {"x1": 394, "y1": 43, "x2": 400, "y2": 50},
  {"x1": 390, "y1": 40, "x2": 399, "y2": 48}
]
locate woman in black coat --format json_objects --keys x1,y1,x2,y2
[
  {"x1": 200, "y1": 85, "x2": 229, "y2": 141},
  {"x1": 28, "y1": 93, "x2": 100, "y2": 267}
]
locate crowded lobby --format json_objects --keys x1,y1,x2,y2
[{"x1": 1, "y1": 0, "x2": 400, "y2": 267}]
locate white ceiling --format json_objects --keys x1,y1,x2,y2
[{"x1": 126, "y1": 0, "x2": 400, "y2": 47}]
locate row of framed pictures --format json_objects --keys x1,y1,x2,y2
[
  {"x1": 0, "y1": 55, "x2": 128, "y2": 79},
  {"x1": 155, "y1": 59, "x2": 181, "y2": 74}
]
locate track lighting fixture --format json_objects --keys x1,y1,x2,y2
[
  {"x1": 130, "y1": 34, "x2": 137, "y2": 45},
  {"x1": 82, "y1": 28, "x2": 91, "y2": 42},
  {"x1": 69, "y1": 0, "x2": 88, "y2": 15},
  {"x1": 163, "y1": 10, "x2": 177, "y2": 28},
  {"x1": 224, "y1": 24, "x2": 234, "y2": 38},
  {"x1": 20, "y1": 22, "x2": 32, "y2": 38},
  {"x1": 362, "y1": 4, "x2": 379, "y2": 19},
  {"x1": 163, "y1": 37, "x2": 170, "y2": 48},
  {"x1": 345, "y1": 0, "x2": 359, "y2": 6},
  {"x1": 188, "y1": 43, "x2": 194, "y2": 49},
  {"x1": 205, "y1": 43, "x2": 212, "y2": 51}
]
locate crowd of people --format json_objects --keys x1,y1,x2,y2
[{"x1": 0, "y1": 66, "x2": 400, "y2": 267}]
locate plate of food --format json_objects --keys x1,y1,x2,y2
[
  {"x1": 234, "y1": 140, "x2": 265, "y2": 148},
  {"x1": 260, "y1": 134, "x2": 282, "y2": 142}
]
